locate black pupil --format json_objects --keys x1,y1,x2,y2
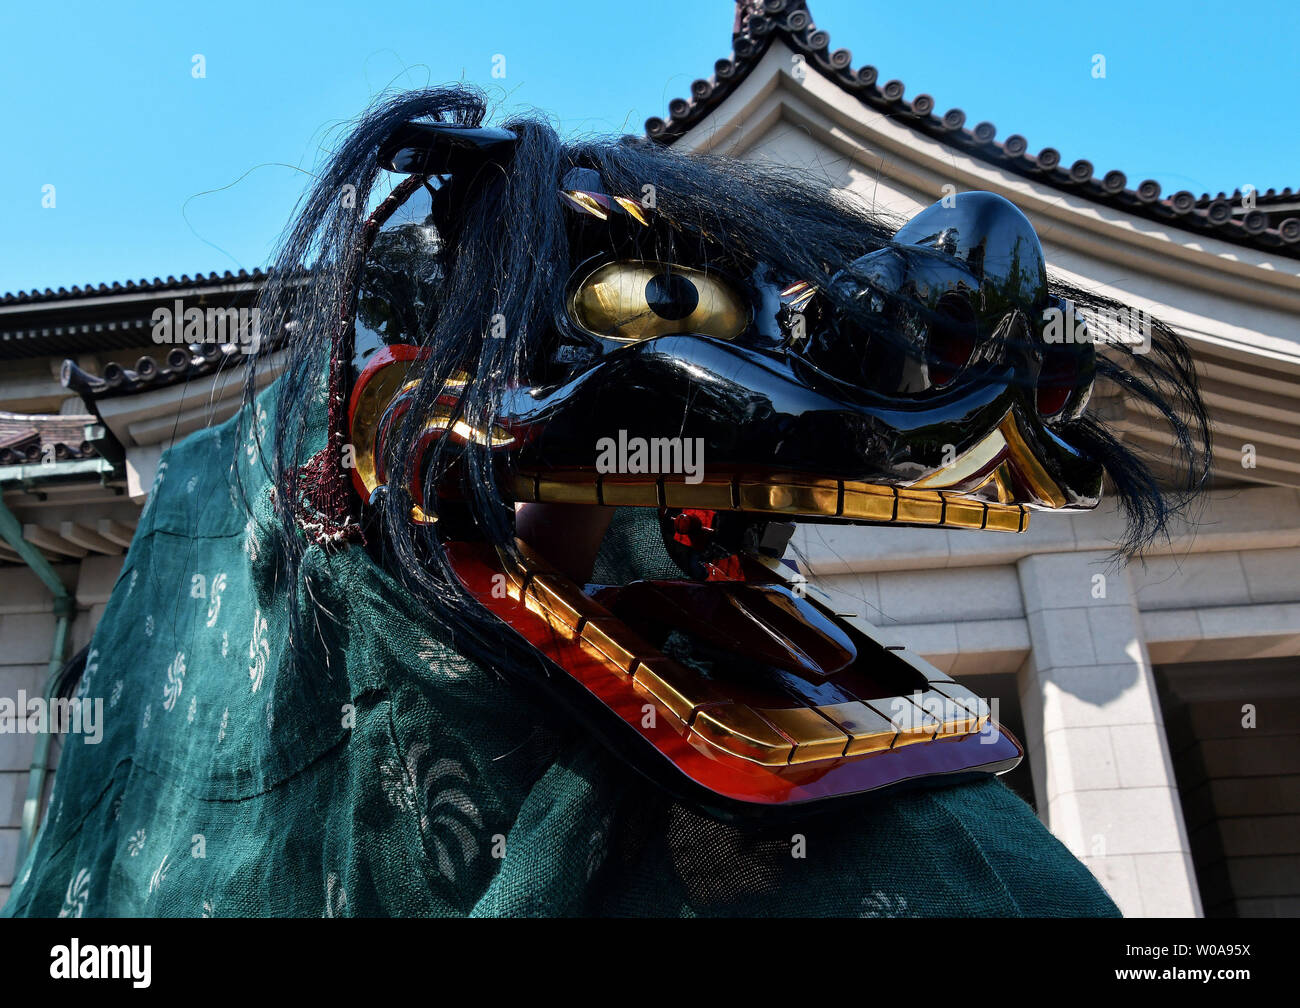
[{"x1": 645, "y1": 272, "x2": 699, "y2": 321}]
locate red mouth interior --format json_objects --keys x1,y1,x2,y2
[{"x1": 589, "y1": 579, "x2": 928, "y2": 708}]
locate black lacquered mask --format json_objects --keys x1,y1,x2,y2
[
  {"x1": 351, "y1": 134, "x2": 1104, "y2": 534},
  {"x1": 270, "y1": 111, "x2": 1205, "y2": 814}
]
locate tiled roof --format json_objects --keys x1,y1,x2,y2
[
  {"x1": 0, "y1": 410, "x2": 101, "y2": 467},
  {"x1": 1, "y1": 269, "x2": 268, "y2": 306},
  {"x1": 648, "y1": 1, "x2": 1300, "y2": 258},
  {"x1": 0, "y1": 269, "x2": 269, "y2": 362}
]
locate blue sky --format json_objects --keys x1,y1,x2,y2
[{"x1": 2, "y1": 0, "x2": 1295, "y2": 295}]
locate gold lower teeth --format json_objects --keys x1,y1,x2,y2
[
  {"x1": 510, "y1": 472, "x2": 1028, "y2": 533},
  {"x1": 498, "y1": 538, "x2": 993, "y2": 767}
]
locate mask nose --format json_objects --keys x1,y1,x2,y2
[
  {"x1": 798, "y1": 247, "x2": 986, "y2": 396},
  {"x1": 797, "y1": 190, "x2": 1057, "y2": 399}
]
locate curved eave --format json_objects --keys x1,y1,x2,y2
[
  {"x1": 650, "y1": 2, "x2": 1299, "y2": 259},
  {"x1": 670, "y1": 42, "x2": 1300, "y2": 304}
]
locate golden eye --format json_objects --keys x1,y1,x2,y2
[{"x1": 569, "y1": 260, "x2": 749, "y2": 342}]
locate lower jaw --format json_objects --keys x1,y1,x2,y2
[{"x1": 443, "y1": 536, "x2": 1024, "y2": 809}]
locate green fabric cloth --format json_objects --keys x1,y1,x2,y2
[{"x1": 4, "y1": 387, "x2": 1118, "y2": 918}]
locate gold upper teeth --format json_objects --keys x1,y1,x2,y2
[{"x1": 510, "y1": 471, "x2": 1029, "y2": 533}]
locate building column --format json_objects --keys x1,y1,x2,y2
[{"x1": 1016, "y1": 551, "x2": 1201, "y2": 917}]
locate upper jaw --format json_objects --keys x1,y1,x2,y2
[{"x1": 499, "y1": 331, "x2": 1102, "y2": 531}]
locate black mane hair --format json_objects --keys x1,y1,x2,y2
[{"x1": 243, "y1": 84, "x2": 1210, "y2": 672}]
